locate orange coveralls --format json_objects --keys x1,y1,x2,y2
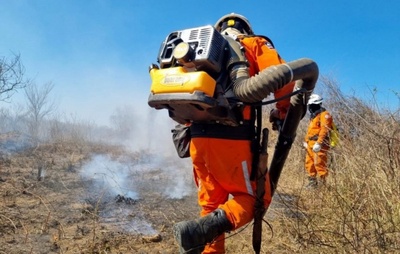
[
  {"x1": 190, "y1": 36, "x2": 295, "y2": 253},
  {"x1": 304, "y1": 110, "x2": 333, "y2": 178}
]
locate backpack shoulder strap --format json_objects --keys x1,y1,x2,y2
[{"x1": 255, "y1": 35, "x2": 275, "y2": 48}]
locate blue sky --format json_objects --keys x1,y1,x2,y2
[{"x1": 1, "y1": 0, "x2": 399, "y2": 126}]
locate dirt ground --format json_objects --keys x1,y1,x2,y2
[
  {"x1": 0, "y1": 136, "x2": 295, "y2": 254},
  {"x1": 0, "y1": 139, "x2": 199, "y2": 254}
]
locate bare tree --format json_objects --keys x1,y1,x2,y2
[
  {"x1": 0, "y1": 54, "x2": 28, "y2": 101},
  {"x1": 109, "y1": 105, "x2": 137, "y2": 140},
  {"x1": 24, "y1": 82, "x2": 56, "y2": 143}
]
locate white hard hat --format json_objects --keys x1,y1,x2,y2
[
  {"x1": 308, "y1": 94, "x2": 323, "y2": 105},
  {"x1": 214, "y1": 13, "x2": 254, "y2": 35}
]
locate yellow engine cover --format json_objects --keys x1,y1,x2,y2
[{"x1": 150, "y1": 67, "x2": 216, "y2": 96}]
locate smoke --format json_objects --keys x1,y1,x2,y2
[
  {"x1": 162, "y1": 157, "x2": 193, "y2": 199},
  {"x1": 79, "y1": 152, "x2": 193, "y2": 235},
  {"x1": 80, "y1": 154, "x2": 139, "y2": 199},
  {"x1": 0, "y1": 133, "x2": 32, "y2": 155},
  {"x1": 103, "y1": 213, "x2": 159, "y2": 235},
  {"x1": 77, "y1": 88, "x2": 196, "y2": 235},
  {"x1": 100, "y1": 99, "x2": 195, "y2": 199},
  {"x1": 80, "y1": 152, "x2": 193, "y2": 199}
]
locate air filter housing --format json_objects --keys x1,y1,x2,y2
[{"x1": 157, "y1": 25, "x2": 227, "y2": 76}]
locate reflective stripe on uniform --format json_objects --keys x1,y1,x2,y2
[{"x1": 241, "y1": 160, "x2": 254, "y2": 196}]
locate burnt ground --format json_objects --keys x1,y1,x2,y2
[{"x1": 0, "y1": 139, "x2": 298, "y2": 254}]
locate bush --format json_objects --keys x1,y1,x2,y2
[{"x1": 262, "y1": 76, "x2": 400, "y2": 253}]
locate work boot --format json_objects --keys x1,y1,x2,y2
[
  {"x1": 306, "y1": 176, "x2": 318, "y2": 189},
  {"x1": 173, "y1": 208, "x2": 232, "y2": 254}
]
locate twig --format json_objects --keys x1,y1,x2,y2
[
  {"x1": 40, "y1": 211, "x2": 51, "y2": 234},
  {"x1": 0, "y1": 214, "x2": 17, "y2": 232},
  {"x1": 20, "y1": 220, "x2": 29, "y2": 244}
]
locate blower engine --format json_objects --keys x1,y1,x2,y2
[{"x1": 148, "y1": 25, "x2": 238, "y2": 125}]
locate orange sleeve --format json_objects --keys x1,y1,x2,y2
[{"x1": 242, "y1": 37, "x2": 295, "y2": 119}]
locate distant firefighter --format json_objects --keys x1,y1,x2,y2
[{"x1": 303, "y1": 94, "x2": 333, "y2": 188}]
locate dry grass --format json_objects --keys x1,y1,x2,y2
[
  {"x1": 234, "y1": 77, "x2": 400, "y2": 254},
  {"x1": 225, "y1": 78, "x2": 400, "y2": 253},
  {"x1": 0, "y1": 77, "x2": 399, "y2": 253}
]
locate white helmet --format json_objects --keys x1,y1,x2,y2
[
  {"x1": 214, "y1": 13, "x2": 254, "y2": 35},
  {"x1": 307, "y1": 94, "x2": 323, "y2": 105}
]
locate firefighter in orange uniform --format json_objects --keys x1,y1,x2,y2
[
  {"x1": 173, "y1": 13, "x2": 295, "y2": 253},
  {"x1": 303, "y1": 94, "x2": 333, "y2": 188}
]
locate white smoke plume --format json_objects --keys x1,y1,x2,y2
[
  {"x1": 77, "y1": 92, "x2": 196, "y2": 235},
  {"x1": 80, "y1": 154, "x2": 139, "y2": 199}
]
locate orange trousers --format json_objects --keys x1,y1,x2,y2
[
  {"x1": 305, "y1": 141, "x2": 329, "y2": 178},
  {"x1": 190, "y1": 137, "x2": 271, "y2": 253}
]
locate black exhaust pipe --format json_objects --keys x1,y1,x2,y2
[{"x1": 233, "y1": 58, "x2": 319, "y2": 194}]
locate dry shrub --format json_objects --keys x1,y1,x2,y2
[{"x1": 262, "y1": 76, "x2": 400, "y2": 253}]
